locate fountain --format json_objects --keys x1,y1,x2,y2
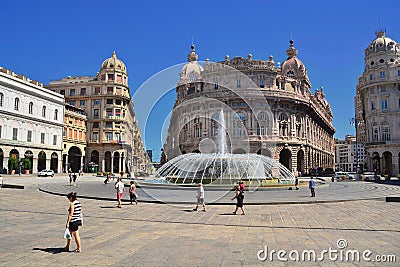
[{"x1": 155, "y1": 110, "x2": 295, "y2": 187}]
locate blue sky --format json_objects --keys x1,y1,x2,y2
[{"x1": 1, "y1": 0, "x2": 399, "y2": 161}]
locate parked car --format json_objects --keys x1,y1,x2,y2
[
  {"x1": 322, "y1": 168, "x2": 335, "y2": 177},
  {"x1": 38, "y1": 169, "x2": 54, "y2": 177},
  {"x1": 334, "y1": 172, "x2": 354, "y2": 180},
  {"x1": 361, "y1": 172, "x2": 376, "y2": 181}
]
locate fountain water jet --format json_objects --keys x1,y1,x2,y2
[{"x1": 155, "y1": 109, "x2": 295, "y2": 187}]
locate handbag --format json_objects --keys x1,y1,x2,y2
[{"x1": 64, "y1": 228, "x2": 71, "y2": 239}]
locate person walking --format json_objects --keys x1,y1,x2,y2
[
  {"x1": 68, "y1": 168, "x2": 73, "y2": 186},
  {"x1": 115, "y1": 177, "x2": 126, "y2": 208},
  {"x1": 309, "y1": 177, "x2": 316, "y2": 197},
  {"x1": 73, "y1": 173, "x2": 78, "y2": 187},
  {"x1": 193, "y1": 183, "x2": 206, "y2": 211},
  {"x1": 65, "y1": 192, "x2": 82, "y2": 253},
  {"x1": 129, "y1": 181, "x2": 138, "y2": 205},
  {"x1": 295, "y1": 177, "x2": 299, "y2": 190},
  {"x1": 232, "y1": 186, "x2": 245, "y2": 215},
  {"x1": 238, "y1": 180, "x2": 246, "y2": 191}
]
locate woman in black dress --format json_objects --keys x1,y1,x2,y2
[{"x1": 231, "y1": 186, "x2": 245, "y2": 215}]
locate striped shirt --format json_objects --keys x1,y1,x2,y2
[{"x1": 69, "y1": 200, "x2": 82, "y2": 222}]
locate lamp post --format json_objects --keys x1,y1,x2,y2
[{"x1": 350, "y1": 117, "x2": 363, "y2": 179}]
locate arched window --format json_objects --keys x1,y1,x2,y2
[
  {"x1": 0, "y1": 93, "x2": 3, "y2": 107},
  {"x1": 54, "y1": 109, "x2": 58, "y2": 120},
  {"x1": 42, "y1": 106, "x2": 46, "y2": 117},
  {"x1": 14, "y1": 98, "x2": 20, "y2": 111},
  {"x1": 29, "y1": 102, "x2": 33, "y2": 114}
]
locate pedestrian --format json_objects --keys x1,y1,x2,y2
[
  {"x1": 238, "y1": 180, "x2": 246, "y2": 191},
  {"x1": 115, "y1": 177, "x2": 126, "y2": 208},
  {"x1": 232, "y1": 186, "x2": 245, "y2": 215},
  {"x1": 65, "y1": 192, "x2": 82, "y2": 253},
  {"x1": 129, "y1": 181, "x2": 138, "y2": 205},
  {"x1": 68, "y1": 168, "x2": 72, "y2": 186},
  {"x1": 309, "y1": 177, "x2": 315, "y2": 197},
  {"x1": 193, "y1": 183, "x2": 206, "y2": 211},
  {"x1": 295, "y1": 177, "x2": 299, "y2": 190},
  {"x1": 73, "y1": 173, "x2": 77, "y2": 187}
]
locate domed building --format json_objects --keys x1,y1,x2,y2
[
  {"x1": 355, "y1": 30, "x2": 400, "y2": 176},
  {"x1": 46, "y1": 52, "x2": 150, "y2": 175},
  {"x1": 163, "y1": 41, "x2": 335, "y2": 175}
]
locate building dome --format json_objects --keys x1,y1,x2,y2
[
  {"x1": 101, "y1": 51, "x2": 127, "y2": 73},
  {"x1": 366, "y1": 31, "x2": 398, "y2": 56},
  {"x1": 179, "y1": 45, "x2": 203, "y2": 83},
  {"x1": 281, "y1": 40, "x2": 310, "y2": 83}
]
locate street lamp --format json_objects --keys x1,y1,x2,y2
[{"x1": 350, "y1": 117, "x2": 363, "y2": 177}]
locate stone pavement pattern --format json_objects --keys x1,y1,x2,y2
[{"x1": 0, "y1": 176, "x2": 399, "y2": 266}]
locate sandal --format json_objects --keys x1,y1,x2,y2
[{"x1": 75, "y1": 249, "x2": 81, "y2": 253}]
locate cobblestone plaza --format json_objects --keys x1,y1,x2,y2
[{"x1": 1, "y1": 175, "x2": 399, "y2": 266}]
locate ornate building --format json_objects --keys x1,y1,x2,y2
[
  {"x1": 163, "y1": 42, "x2": 335, "y2": 175},
  {"x1": 62, "y1": 104, "x2": 87, "y2": 173},
  {"x1": 355, "y1": 30, "x2": 400, "y2": 176},
  {"x1": 0, "y1": 67, "x2": 64, "y2": 173},
  {"x1": 46, "y1": 52, "x2": 150, "y2": 175}
]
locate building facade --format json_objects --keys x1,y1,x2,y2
[
  {"x1": 0, "y1": 67, "x2": 64, "y2": 173},
  {"x1": 46, "y1": 52, "x2": 150, "y2": 175},
  {"x1": 62, "y1": 104, "x2": 87, "y2": 173},
  {"x1": 355, "y1": 31, "x2": 400, "y2": 176},
  {"x1": 334, "y1": 135, "x2": 366, "y2": 172},
  {"x1": 163, "y1": 42, "x2": 335, "y2": 175}
]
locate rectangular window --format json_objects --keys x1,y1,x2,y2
[
  {"x1": 379, "y1": 71, "x2": 385, "y2": 78},
  {"x1": 106, "y1": 99, "x2": 113, "y2": 104},
  {"x1": 381, "y1": 99, "x2": 388, "y2": 109},
  {"x1": 79, "y1": 100, "x2": 86, "y2": 106},
  {"x1": 114, "y1": 123, "x2": 120, "y2": 129},
  {"x1": 372, "y1": 128, "x2": 379, "y2": 141},
  {"x1": 107, "y1": 87, "x2": 113, "y2": 94},
  {"x1": 53, "y1": 135, "x2": 57, "y2": 145},
  {"x1": 101, "y1": 75, "x2": 105, "y2": 81},
  {"x1": 41, "y1": 133, "x2": 45, "y2": 144},
  {"x1": 115, "y1": 99, "x2": 121, "y2": 105},
  {"x1": 106, "y1": 108, "x2": 113, "y2": 117},
  {"x1": 80, "y1": 88, "x2": 86, "y2": 95},
  {"x1": 105, "y1": 132, "x2": 112, "y2": 141},
  {"x1": 369, "y1": 74, "x2": 374, "y2": 81},
  {"x1": 371, "y1": 101, "x2": 376, "y2": 110},
  {"x1": 382, "y1": 127, "x2": 390, "y2": 141},
  {"x1": 93, "y1": 99, "x2": 100, "y2": 105},
  {"x1": 69, "y1": 101, "x2": 76, "y2": 106},
  {"x1": 380, "y1": 86, "x2": 386, "y2": 92},
  {"x1": 94, "y1": 87, "x2": 101, "y2": 94},
  {"x1": 260, "y1": 79, "x2": 265, "y2": 88},
  {"x1": 116, "y1": 75, "x2": 122, "y2": 83},
  {"x1": 107, "y1": 74, "x2": 114, "y2": 81},
  {"x1": 115, "y1": 109, "x2": 121, "y2": 117},
  {"x1": 93, "y1": 109, "x2": 99, "y2": 118},
  {"x1": 236, "y1": 79, "x2": 241, "y2": 88},
  {"x1": 114, "y1": 133, "x2": 120, "y2": 141},
  {"x1": 12, "y1": 128, "x2": 18, "y2": 141},
  {"x1": 60, "y1": 90, "x2": 65, "y2": 95},
  {"x1": 92, "y1": 132, "x2": 99, "y2": 141},
  {"x1": 27, "y1": 130, "x2": 32, "y2": 142},
  {"x1": 398, "y1": 70, "x2": 400, "y2": 77},
  {"x1": 70, "y1": 89, "x2": 75, "y2": 96},
  {"x1": 105, "y1": 122, "x2": 112, "y2": 128},
  {"x1": 214, "y1": 82, "x2": 219, "y2": 89},
  {"x1": 93, "y1": 122, "x2": 99, "y2": 128},
  {"x1": 63, "y1": 128, "x2": 67, "y2": 137}
]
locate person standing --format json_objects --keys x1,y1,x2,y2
[
  {"x1": 65, "y1": 192, "x2": 82, "y2": 253},
  {"x1": 129, "y1": 181, "x2": 138, "y2": 205},
  {"x1": 309, "y1": 177, "x2": 316, "y2": 197},
  {"x1": 232, "y1": 186, "x2": 245, "y2": 215},
  {"x1": 193, "y1": 183, "x2": 206, "y2": 211},
  {"x1": 115, "y1": 177, "x2": 126, "y2": 208}
]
